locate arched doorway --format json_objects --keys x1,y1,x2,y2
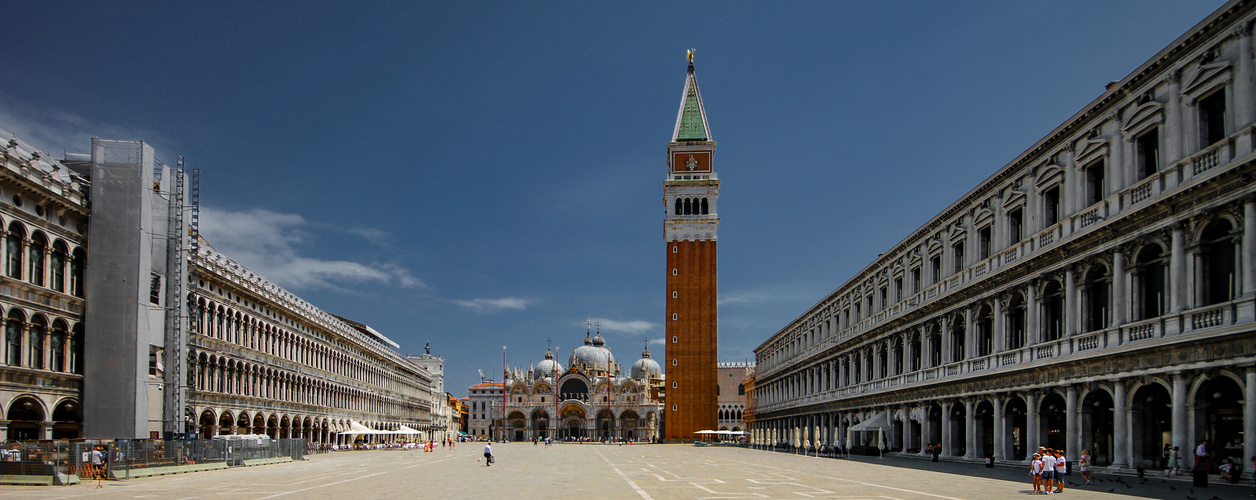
[
  {"x1": 560, "y1": 405, "x2": 586, "y2": 440},
  {"x1": 975, "y1": 401, "x2": 994, "y2": 458},
  {"x1": 1131, "y1": 383, "x2": 1171, "y2": 467},
  {"x1": 253, "y1": 414, "x2": 266, "y2": 435},
  {"x1": 532, "y1": 409, "x2": 550, "y2": 439},
  {"x1": 597, "y1": 409, "x2": 613, "y2": 439},
  {"x1": 926, "y1": 404, "x2": 943, "y2": 451},
  {"x1": 1194, "y1": 375, "x2": 1244, "y2": 470},
  {"x1": 236, "y1": 413, "x2": 251, "y2": 435},
  {"x1": 218, "y1": 411, "x2": 234, "y2": 436},
  {"x1": 1004, "y1": 396, "x2": 1027, "y2": 460},
  {"x1": 620, "y1": 410, "x2": 639, "y2": 440},
  {"x1": 7, "y1": 397, "x2": 44, "y2": 440},
  {"x1": 1040, "y1": 393, "x2": 1067, "y2": 451},
  {"x1": 508, "y1": 411, "x2": 526, "y2": 441},
  {"x1": 560, "y1": 379, "x2": 589, "y2": 401},
  {"x1": 1081, "y1": 389, "x2": 1114, "y2": 466},
  {"x1": 949, "y1": 403, "x2": 967, "y2": 456},
  {"x1": 50, "y1": 399, "x2": 81, "y2": 439},
  {"x1": 198, "y1": 409, "x2": 216, "y2": 438}
]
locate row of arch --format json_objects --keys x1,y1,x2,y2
[
  {"x1": 757, "y1": 215, "x2": 1243, "y2": 406},
  {"x1": 3, "y1": 395, "x2": 81, "y2": 440},
  {"x1": 192, "y1": 407, "x2": 420, "y2": 445},
  {"x1": 673, "y1": 197, "x2": 710, "y2": 216},
  {"x1": 1, "y1": 305, "x2": 83, "y2": 374},
  {"x1": 192, "y1": 352, "x2": 427, "y2": 416},
  {"x1": 3, "y1": 220, "x2": 85, "y2": 297},
  {"x1": 502, "y1": 404, "x2": 658, "y2": 441},
  {"x1": 759, "y1": 213, "x2": 1242, "y2": 371},
  {"x1": 753, "y1": 370, "x2": 1250, "y2": 472}
]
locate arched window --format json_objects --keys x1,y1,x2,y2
[
  {"x1": 1200, "y1": 219, "x2": 1237, "y2": 306},
  {"x1": 1042, "y1": 281, "x2": 1064, "y2": 341},
  {"x1": 6, "y1": 223, "x2": 24, "y2": 279},
  {"x1": 4, "y1": 311, "x2": 22, "y2": 366},
  {"x1": 70, "y1": 323, "x2": 83, "y2": 374},
  {"x1": 928, "y1": 328, "x2": 942, "y2": 366},
  {"x1": 683, "y1": 198, "x2": 692, "y2": 215},
  {"x1": 1083, "y1": 265, "x2": 1111, "y2": 332},
  {"x1": 70, "y1": 249, "x2": 85, "y2": 297},
  {"x1": 1007, "y1": 294, "x2": 1026, "y2": 349},
  {"x1": 28, "y1": 315, "x2": 46, "y2": 370},
  {"x1": 50, "y1": 320, "x2": 67, "y2": 372},
  {"x1": 950, "y1": 315, "x2": 965, "y2": 362},
  {"x1": 976, "y1": 306, "x2": 993, "y2": 356},
  {"x1": 701, "y1": 198, "x2": 709, "y2": 215},
  {"x1": 674, "y1": 198, "x2": 682, "y2": 215},
  {"x1": 1134, "y1": 245, "x2": 1167, "y2": 319},
  {"x1": 50, "y1": 242, "x2": 67, "y2": 292},
  {"x1": 28, "y1": 233, "x2": 46, "y2": 286}
]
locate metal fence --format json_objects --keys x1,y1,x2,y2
[{"x1": 0, "y1": 438, "x2": 307, "y2": 478}]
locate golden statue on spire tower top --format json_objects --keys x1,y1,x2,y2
[{"x1": 687, "y1": 49, "x2": 694, "y2": 63}]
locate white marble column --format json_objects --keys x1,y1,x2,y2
[
  {"x1": 1112, "y1": 251, "x2": 1126, "y2": 327},
  {"x1": 1173, "y1": 373, "x2": 1190, "y2": 469},
  {"x1": 1026, "y1": 281, "x2": 1038, "y2": 345},
  {"x1": 993, "y1": 298, "x2": 1005, "y2": 353},
  {"x1": 1166, "y1": 71, "x2": 1183, "y2": 165},
  {"x1": 1066, "y1": 386, "x2": 1079, "y2": 460},
  {"x1": 1245, "y1": 368, "x2": 1256, "y2": 475},
  {"x1": 1243, "y1": 199, "x2": 1255, "y2": 299},
  {"x1": 1025, "y1": 392, "x2": 1040, "y2": 456},
  {"x1": 1065, "y1": 266, "x2": 1078, "y2": 337},
  {"x1": 965, "y1": 399, "x2": 977, "y2": 459},
  {"x1": 993, "y1": 397, "x2": 1006, "y2": 462},
  {"x1": 1112, "y1": 381, "x2": 1130, "y2": 469},
  {"x1": 1237, "y1": 28, "x2": 1255, "y2": 136},
  {"x1": 941, "y1": 402, "x2": 953, "y2": 457},
  {"x1": 1171, "y1": 224, "x2": 1187, "y2": 314}
]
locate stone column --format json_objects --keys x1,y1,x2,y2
[
  {"x1": 940, "y1": 317, "x2": 952, "y2": 364},
  {"x1": 993, "y1": 297, "x2": 1005, "y2": 353},
  {"x1": 1026, "y1": 280, "x2": 1038, "y2": 345},
  {"x1": 1238, "y1": 27, "x2": 1255, "y2": 136},
  {"x1": 873, "y1": 344, "x2": 883, "y2": 380},
  {"x1": 1247, "y1": 368, "x2": 1256, "y2": 476},
  {"x1": 1173, "y1": 373, "x2": 1190, "y2": 469},
  {"x1": 993, "y1": 397, "x2": 1005, "y2": 462},
  {"x1": 965, "y1": 399, "x2": 977, "y2": 459},
  {"x1": 1112, "y1": 381, "x2": 1129, "y2": 468},
  {"x1": 1112, "y1": 250, "x2": 1126, "y2": 327},
  {"x1": 1244, "y1": 199, "x2": 1255, "y2": 299},
  {"x1": 964, "y1": 307, "x2": 976, "y2": 361},
  {"x1": 1165, "y1": 71, "x2": 1183, "y2": 165},
  {"x1": 901, "y1": 332, "x2": 911, "y2": 373},
  {"x1": 903, "y1": 407, "x2": 914, "y2": 453},
  {"x1": 1110, "y1": 121, "x2": 1126, "y2": 193},
  {"x1": 1171, "y1": 224, "x2": 1187, "y2": 314},
  {"x1": 940, "y1": 402, "x2": 953, "y2": 456},
  {"x1": 1025, "y1": 392, "x2": 1040, "y2": 456},
  {"x1": 1066, "y1": 386, "x2": 1079, "y2": 460},
  {"x1": 1065, "y1": 266, "x2": 1078, "y2": 337}
]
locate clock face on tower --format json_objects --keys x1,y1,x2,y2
[{"x1": 671, "y1": 151, "x2": 711, "y2": 173}]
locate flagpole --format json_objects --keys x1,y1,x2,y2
[{"x1": 501, "y1": 345, "x2": 507, "y2": 442}]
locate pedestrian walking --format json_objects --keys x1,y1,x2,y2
[
  {"x1": 1040, "y1": 448, "x2": 1056, "y2": 495},
  {"x1": 483, "y1": 442, "x2": 494, "y2": 466},
  {"x1": 1079, "y1": 450, "x2": 1093, "y2": 485},
  {"x1": 1166, "y1": 446, "x2": 1181, "y2": 477}
]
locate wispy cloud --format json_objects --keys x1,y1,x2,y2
[
  {"x1": 199, "y1": 206, "x2": 425, "y2": 291},
  {"x1": 0, "y1": 90, "x2": 171, "y2": 157},
  {"x1": 453, "y1": 297, "x2": 532, "y2": 313},
  {"x1": 581, "y1": 318, "x2": 656, "y2": 335}
]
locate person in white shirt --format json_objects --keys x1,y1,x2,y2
[
  {"x1": 1053, "y1": 451, "x2": 1066, "y2": 493},
  {"x1": 483, "y1": 442, "x2": 493, "y2": 467},
  {"x1": 1040, "y1": 449, "x2": 1056, "y2": 495},
  {"x1": 1031, "y1": 454, "x2": 1044, "y2": 493}
]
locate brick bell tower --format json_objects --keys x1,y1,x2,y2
[{"x1": 663, "y1": 50, "x2": 719, "y2": 442}]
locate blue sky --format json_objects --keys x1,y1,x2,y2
[{"x1": 3, "y1": 1, "x2": 1223, "y2": 395}]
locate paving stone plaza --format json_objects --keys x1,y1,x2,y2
[{"x1": 4, "y1": 444, "x2": 1255, "y2": 499}]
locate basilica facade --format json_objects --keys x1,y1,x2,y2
[
  {"x1": 494, "y1": 331, "x2": 663, "y2": 441},
  {"x1": 748, "y1": 0, "x2": 1256, "y2": 474}
]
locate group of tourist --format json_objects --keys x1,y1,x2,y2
[{"x1": 1029, "y1": 447, "x2": 1077, "y2": 494}]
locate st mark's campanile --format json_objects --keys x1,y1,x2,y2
[{"x1": 663, "y1": 51, "x2": 718, "y2": 441}]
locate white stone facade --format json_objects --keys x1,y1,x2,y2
[{"x1": 748, "y1": 0, "x2": 1256, "y2": 475}]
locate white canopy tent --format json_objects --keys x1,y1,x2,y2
[
  {"x1": 846, "y1": 411, "x2": 891, "y2": 450},
  {"x1": 337, "y1": 420, "x2": 425, "y2": 442}
]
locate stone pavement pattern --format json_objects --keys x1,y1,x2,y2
[{"x1": 2, "y1": 444, "x2": 1253, "y2": 499}]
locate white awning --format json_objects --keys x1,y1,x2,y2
[{"x1": 848, "y1": 411, "x2": 891, "y2": 432}]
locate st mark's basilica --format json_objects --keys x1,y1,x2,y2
[{"x1": 496, "y1": 326, "x2": 664, "y2": 442}]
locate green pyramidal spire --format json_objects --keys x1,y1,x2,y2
[{"x1": 672, "y1": 53, "x2": 711, "y2": 142}]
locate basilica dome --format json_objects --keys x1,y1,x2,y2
[
  {"x1": 570, "y1": 332, "x2": 615, "y2": 372},
  {"x1": 631, "y1": 348, "x2": 661, "y2": 380},
  {"x1": 534, "y1": 349, "x2": 564, "y2": 377}
]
